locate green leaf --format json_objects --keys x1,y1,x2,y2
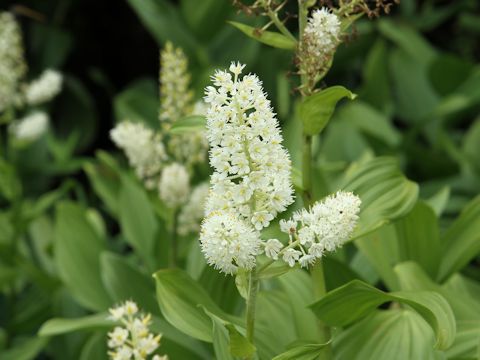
[
  {"x1": 84, "y1": 151, "x2": 122, "y2": 217},
  {"x1": 0, "y1": 158, "x2": 21, "y2": 201},
  {"x1": 235, "y1": 270, "x2": 249, "y2": 300},
  {"x1": 395, "y1": 201, "x2": 440, "y2": 278},
  {"x1": 378, "y1": 20, "x2": 436, "y2": 66},
  {"x1": 342, "y1": 157, "x2": 419, "y2": 238},
  {"x1": 334, "y1": 101, "x2": 401, "y2": 147},
  {"x1": 126, "y1": 0, "x2": 199, "y2": 57},
  {"x1": 309, "y1": 279, "x2": 455, "y2": 350},
  {"x1": 100, "y1": 252, "x2": 157, "y2": 314},
  {"x1": 169, "y1": 115, "x2": 206, "y2": 135},
  {"x1": 54, "y1": 202, "x2": 112, "y2": 311},
  {"x1": 277, "y1": 270, "x2": 320, "y2": 341},
  {"x1": 154, "y1": 268, "x2": 241, "y2": 342},
  {"x1": 38, "y1": 313, "x2": 112, "y2": 336},
  {"x1": 228, "y1": 21, "x2": 296, "y2": 50},
  {"x1": 203, "y1": 308, "x2": 234, "y2": 360},
  {"x1": 425, "y1": 186, "x2": 450, "y2": 216},
  {"x1": 272, "y1": 341, "x2": 329, "y2": 360},
  {"x1": 0, "y1": 336, "x2": 48, "y2": 360},
  {"x1": 299, "y1": 86, "x2": 356, "y2": 136},
  {"x1": 79, "y1": 332, "x2": 108, "y2": 360},
  {"x1": 226, "y1": 324, "x2": 256, "y2": 358},
  {"x1": 113, "y1": 78, "x2": 159, "y2": 127},
  {"x1": 438, "y1": 195, "x2": 480, "y2": 281},
  {"x1": 119, "y1": 175, "x2": 158, "y2": 270},
  {"x1": 334, "y1": 310, "x2": 441, "y2": 360}
]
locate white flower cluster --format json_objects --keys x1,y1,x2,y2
[
  {"x1": 158, "y1": 162, "x2": 190, "y2": 208},
  {"x1": 159, "y1": 41, "x2": 192, "y2": 124},
  {"x1": 266, "y1": 191, "x2": 361, "y2": 267},
  {"x1": 200, "y1": 62, "x2": 294, "y2": 274},
  {"x1": 200, "y1": 211, "x2": 262, "y2": 274},
  {"x1": 178, "y1": 182, "x2": 209, "y2": 236},
  {"x1": 108, "y1": 301, "x2": 167, "y2": 360},
  {"x1": 0, "y1": 12, "x2": 27, "y2": 112},
  {"x1": 9, "y1": 111, "x2": 49, "y2": 141},
  {"x1": 304, "y1": 8, "x2": 341, "y2": 58},
  {"x1": 110, "y1": 121, "x2": 167, "y2": 189},
  {"x1": 25, "y1": 69, "x2": 63, "y2": 105}
]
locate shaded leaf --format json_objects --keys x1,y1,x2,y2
[{"x1": 229, "y1": 21, "x2": 296, "y2": 50}]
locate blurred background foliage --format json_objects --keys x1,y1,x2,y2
[{"x1": 1, "y1": 0, "x2": 480, "y2": 358}]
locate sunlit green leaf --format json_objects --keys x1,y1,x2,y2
[{"x1": 229, "y1": 21, "x2": 296, "y2": 50}]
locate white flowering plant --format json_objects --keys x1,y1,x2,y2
[{"x1": 3, "y1": 1, "x2": 479, "y2": 360}]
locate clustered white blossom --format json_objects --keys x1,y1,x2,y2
[
  {"x1": 201, "y1": 211, "x2": 262, "y2": 275},
  {"x1": 158, "y1": 162, "x2": 190, "y2": 208},
  {"x1": 304, "y1": 8, "x2": 341, "y2": 57},
  {"x1": 159, "y1": 41, "x2": 193, "y2": 124},
  {"x1": 178, "y1": 182, "x2": 209, "y2": 236},
  {"x1": 9, "y1": 111, "x2": 49, "y2": 141},
  {"x1": 299, "y1": 7, "x2": 341, "y2": 90},
  {"x1": 200, "y1": 62, "x2": 294, "y2": 274},
  {"x1": 0, "y1": 12, "x2": 27, "y2": 112},
  {"x1": 110, "y1": 121, "x2": 167, "y2": 189},
  {"x1": 108, "y1": 301, "x2": 167, "y2": 360},
  {"x1": 266, "y1": 191, "x2": 361, "y2": 268},
  {"x1": 24, "y1": 69, "x2": 63, "y2": 105}
]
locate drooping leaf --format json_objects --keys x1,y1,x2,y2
[
  {"x1": 169, "y1": 115, "x2": 206, "y2": 135},
  {"x1": 203, "y1": 308, "x2": 234, "y2": 360},
  {"x1": 226, "y1": 324, "x2": 256, "y2": 358},
  {"x1": 395, "y1": 201, "x2": 440, "y2": 278},
  {"x1": 0, "y1": 336, "x2": 48, "y2": 360},
  {"x1": 38, "y1": 313, "x2": 112, "y2": 336},
  {"x1": 54, "y1": 202, "x2": 112, "y2": 311},
  {"x1": 309, "y1": 279, "x2": 455, "y2": 350},
  {"x1": 299, "y1": 86, "x2": 356, "y2": 136},
  {"x1": 229, "y1": 21, "x2": 296, "y2": 50},
  {"x1": 119, "y1": 175, "x2": 158, "y2": 270},
  {"x1": 342, "y1": 157, "x2": 419, "y2": 239},
  {"x1": 100, "y1": 252, "x2": 157, "y2": 314},
  {"x1": 438, "y1": 195, "x2": 480, "y2": 281},
  {"x1": 154, "y1": 268, "x2": 241, "y2": 342}
]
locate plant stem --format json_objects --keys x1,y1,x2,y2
[
  {"x1": 245, "y1": 268, "x2": 259, "y2": 357},
  {"x1": 298, "y1": 1, "x2": 332, "y2": 357},
  {"x1": 170, "y1": 209, "x2": 179, "y2": 267},
  {"x1": 266, "y1": 9, "x2": 297, "y2": 42}
]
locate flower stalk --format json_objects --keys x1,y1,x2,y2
[{"x1": 245, "y1": 268, "x2": 259, "y2": 351}]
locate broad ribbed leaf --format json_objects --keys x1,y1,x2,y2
[
  {"x1": 342, "y1": 157, "x2": 419, "y2": 239},
  {"x1": 334, "y1": 310, "x2": 441, "y2": 360},
  {"x1": 438, "y1": 195, "x2": 480, "y2": 281},
  {"x1": 39, "y1": 313, "x2": 112, "y2": 336},
  {"x1": 309, "y1": 279, "x2": 455, "y2": 350},
  {"x1": 154, "y1": 268, "x2": 241, "y2": 342},
  {"x1": 229, "y1": 21, "x2": 296, "y2": 50},
  {"x1": 299, "y1": 86, "x2": 356, "y2": 136}
]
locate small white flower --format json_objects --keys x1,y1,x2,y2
[
  {"x1": 112, "y1": 345, "x2": 133, "y2": 360},
  {"x1": 229, "y1": 61, "x2": 245, "y2": 77},
  {"x1": 108, "y1": 327, "x2": 129, "y2": 348},
  {"x1": 109, "y1": 305, "x2": 125, "y2": 321},
  {"x1": 299, "y1": 254, "x2": 316, "y2": 268},
  {"x1": 178, "y1": 183, "x2": 209, "y2": 236},
  {"x1": 251, "y1": 211, "x2": 274, "y2": 231},
  {"x1": 304, "y1": 8, "x2": 341, "y2": 57},
  {"x1": 283, "y1": 248, "x2": 302, "y2": 267},
  {"x1": 279, "y1": 219, "x2": 297, "y2": 234},
  {"x1": 124, "y1": 300, "x2": 138, "y2": 316},
  {"x1": 264, "y1": 239, "x2": 283, "y2": 260}
]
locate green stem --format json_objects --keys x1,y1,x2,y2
[
  {"x1": 266, "y1": 9, "x2": 297, "y2": 42},
  {"x1": 298, "y1": 2, "x2": 332, "y2": 358},
  {"x1": 170, "y1": 209, "x2": 180, "y2": 267},
  {"x1": 245, "y1": 268, "x2": 259, "y2": 357},
  {"x1": 302, "y1": 134, "x2": 313, "y2": 205}
]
